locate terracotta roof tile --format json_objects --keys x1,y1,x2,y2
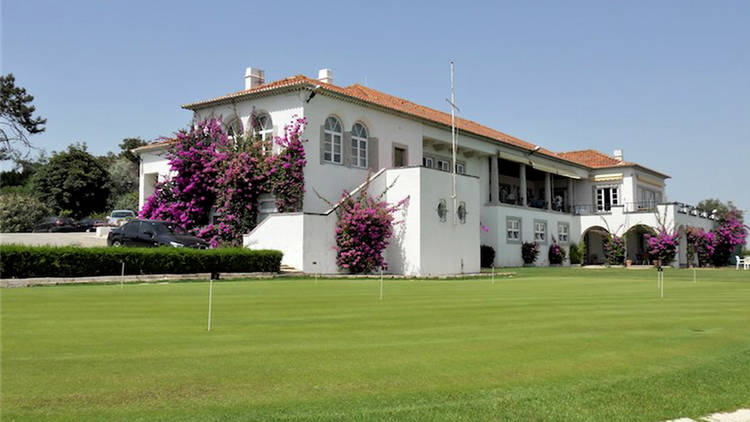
[
  {"x1": 178, "y1": 75, "x2": 664, "y2": 177},
  {"x1": 556, "y1": 149, "x2": 634, "y2": 168}
]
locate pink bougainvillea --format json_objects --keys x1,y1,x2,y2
[
  {"x1": 139, "y1": 119, "x2": 228, "y2": 228},
  {"x1": 686, "y1": 227, "x2": 716, "y2": 267},
  {"x1": 603, "y1": 235, "x2": 625, "y2": 265},
  {"x1": 269, "y1": 117, "x2": 307, "y2": 212},
  {"x1": 645, "y1": 229, "x2": 680, "y2": 265},
  {"x1": 334, "y1": 188, "x2": 409, "y2": 274},
  {"x1": 139, "y1": 115, "x2": 308, "y2": 247},
  {"x1": 712, "y1": 211, "x2": 747, "y2": 266}
]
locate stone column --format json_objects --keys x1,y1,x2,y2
[
  {"x1": 490, "y1": 155, "x2": 500, "y2": 204},
  {"x1": 519, "y1": 163, "x2": 527, "y2": 207},
  {"x1": 567, "y1": 178, "x2": 574, "y2": 213},
  {"x1": 545, "y1": 173, "x2": 552, "y2": 210}
]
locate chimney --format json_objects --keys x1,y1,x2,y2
[
  {"x1": 318, "y1": 68, "x2": 333, "y2": 84},
  {"x1": 613, "y1": 149, "x2": 623, "y2": 162},
  {"x1": 244, "y1": 67, "x2": 265, "y2": 90}
]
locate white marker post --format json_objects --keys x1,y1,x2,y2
[
  {"x1": 693, "y1": 267, "x2": 697, "y2": 283},
  {"x1": 379, "y1": 268, "x2": 384, "y2": 300},
  {"x1": 207, "y1": 273, "x2": 216, "y2": 332},
  {"x1": 120, "y1": 261, "x2": 125, "y2": 289}
]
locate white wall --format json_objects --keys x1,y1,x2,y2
[
  {"x1": 302, "y1": 95, "x2": 424, "y2": 213},
  {"x1": 243, "y1": 213, "x2": 305, "y2": 270},
  {"x1": 481, "y1": 204, "x2": 579, "y2": 267},
  {"x1": 138, "y1": 149, "x2": 172, "y2": 210},
  {"x1": 415, "y1": 167, "x2": 480, "y2": 275}
]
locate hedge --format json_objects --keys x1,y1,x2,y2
[{"x1": 0, "y1": 245, "x2": 283, "y2": 279}]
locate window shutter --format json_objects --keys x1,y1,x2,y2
[
  {"x1": 368, "y1": 137, "x2": 379, "y2": 171},
  {"x1": 319, "y1": 125, "x2": 326, "y2": 164},
  {"x1": 343, "y1": 132, "x2": 352, "y2": 167}
]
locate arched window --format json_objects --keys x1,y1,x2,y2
[
  {"x1": 351, "y1": 123, "x2": 368, "y2": 168},
  {"x1": 254, "y1": 113, "x2": 273, "y2": 155},
  {"x1": 225, "y1": 118, "x2": 243, "y2": 138},
  {"x1": 323, "y1": 116, "x2": 343, "y2": 164}
]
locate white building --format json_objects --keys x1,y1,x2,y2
[{"x1": 134, "y1": 67, "x2": 716, "y2": 275}]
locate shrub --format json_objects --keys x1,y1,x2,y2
[
  {"x1": 603, "y1": 235, "x2": 625, "y2": 265},
  {"x1": 112, "y1": 191, "x2": 138, "y2": 212},
  {"x1": 0, "y1": 246, "x2": 282, "y2": 278},
  {"x1": 569, "y1": 243, "x2": 581, "y2": 264},
  {"x1": 645, "y1": 229, "x2": 680, "y2": 265},
  {"x1": 480, "y1": 245, "x2": 496, "y2": 268},
  {"x1": 32, "y1": 143, "x2": 111, "y2": 218},
  {"x1": 712, "y1": 211, "x2": 747, "y2": 266},
  {"x1": 0, "y1": 193, "x2": 50, "y2": 232},
  {"x1": 521, "y1": 241, "x2": 539, "y2": 265},
  {"x1": 548, "y1": 240, "x2": 566, "y2": 265}
]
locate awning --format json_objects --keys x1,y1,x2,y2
[
  {"x1": 531, "y1": 162, "x2": 582, "y2": 179},
  {"x1": 593, "y1": 173, "x2": 623, "y2": 182},
  {"x1": 636, "y1": 174, "x2": 665, "y2": 188}
]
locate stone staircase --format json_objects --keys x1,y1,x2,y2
[{"x1": 279, "y1": 264, "x2": 303, "y2": 275}]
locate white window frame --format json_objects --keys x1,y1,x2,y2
[
  {"x1": 323, "y1": 116, "x2": 343, "y2": 164},
  {"x1": 456, "y1": 162, "x2": 465, "y2": 174},
  {"x1": 437, "y1": 159, "x2": 450, "y2": 172},
  {"x1": 557, "y1": 222, "x2": 569, "y2": 243},
  {"x1": 534, "y1": 219, "x2": 547, "y2": 243},
  {"x1": 255, "y1": 113, "x2": 274, "y2": 155},
  {"x1": 506, "y1": 217, "x2": 521, "y2": 243},
  {"x1": 351, "y1": 123, "x2": 368, "y2": 168},
  {"x1": 596, "y1": 186, "x2": 620, "y2": 212},
  {"x1": 423, "y1": 156, "x2": 434, "y2": 168}
]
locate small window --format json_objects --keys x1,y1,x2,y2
[
  {"x1": 225, "y1": 118, "x2": 243, "y2": 138},
  {"x1": 423, "y1": 156, "x2": 434, "y2": 168},
  {"x1": 557, "y1": 222, "x2": 569, "y2": 243},
  {"x1": 394, "y1": 146, "x2": 407, "y2": 167},
  {"x1": 506, "y1": 217, "x2": 521, "y2": 242},
  {"x1": 323, "y1": 116, "x2": 343, "y2": 164},
  {"x1": 437, "y1": 199, "x2": 448, "y2": 222},
  {"x1": 534, "y1": 220, "x2": 547, "y2": 242},
  {"x1": 457, "y1": 201, "x2": 467, "y2": 224},
  {"x1": 456, "y1": 162, "x2": 465, "y2": 174},
  {"x1": 351, "y1": 123, "x2": 368, "y2": 168},
  {"x1": 437, "y1": 159, "x2": 450, "y2": 172}
]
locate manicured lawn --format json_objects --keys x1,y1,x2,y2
[{"x1": 2, "y1": 268, "x2": 749, "y2": 421}]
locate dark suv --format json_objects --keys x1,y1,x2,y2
[{"x1": 107, "y1": 220, "x2": 208, "y2": 248}]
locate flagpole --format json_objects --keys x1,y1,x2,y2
[{"x1": 450, "y1": 61, "x2": 457, "y2": 226}]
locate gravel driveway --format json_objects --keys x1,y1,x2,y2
[{"x1": 0, "y1": 233, "x2": 108, "y2": 247}]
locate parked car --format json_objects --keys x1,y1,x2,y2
[
  {"x1": 76, "y1": 217, "x2": 108, "y2": 232},
  {"x1": 107, "y1": 210, "x2": 136, "y2": 225},
  {"x1": 32, "y1": 216, "x2": 78, "y2": 233},
  {"x1": 107, "y1": 220, "x2": 208, "y2": 248}
]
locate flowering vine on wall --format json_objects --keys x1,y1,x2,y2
[
  {"x1": 324, "y1": 175, "x2": 409, "y2": 274},
  {"x1": 140, "y1": 115, "x2": 308, "y2": 247}
]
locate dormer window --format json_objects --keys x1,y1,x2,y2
[
  {"x1": 351, "y1": 123, "x2": 368, "y2": 168},
  {"x1": 323, "y1": 116, "x2": 343, "y2": 164}
]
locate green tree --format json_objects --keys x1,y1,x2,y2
[
  {"x1": 33, "y1": 144, "x2": 110, "y2": 218},
  {"x1": 696, "y1": 198, "x2": 744, "y2": 223},
  {"x1": 1, "y1": 74, "x2": 46, "y2": 160},
  {"x1": 118, "y1": 137, "x2": 147, "y2": 164},
  {"x1": 0, "y1": 193, "x2": 50, "y2": 232}
]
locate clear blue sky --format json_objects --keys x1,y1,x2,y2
[{"x1": 2, "y1": 0, "x2": 749, "y2": 217}]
